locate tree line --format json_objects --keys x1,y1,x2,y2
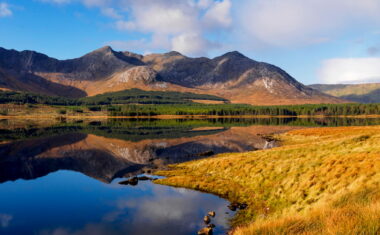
[{"x1": 1, "y1": 90, "x2": 380, "y2": 116}]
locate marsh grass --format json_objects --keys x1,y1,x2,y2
[{"x1": 155, "y1": 126, "x2": 380, "y2": 234}]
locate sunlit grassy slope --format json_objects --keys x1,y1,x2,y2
[
  {"x1": 156, "y1": 126, "x2": 380, "y2": 234},
  {"x1": 310, "y1": 83, "x2": 380, "y2": 103}
]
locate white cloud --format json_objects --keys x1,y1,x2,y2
[
  {"x1": 39, "y1": 0, "x2": 232, "y2": 56},
  {"x1": 0, "y1": 2, "x2": 12, "y2": 17},
  {"x1": 125, "y1": 1, "x2": 199, "y2": 35},
  {"x1": 36, "y1": 0, "x2": 380, "y2": 53},
  {"x1": 203, "y1": 0, "x2": 232, "y2": 28},
  {"x1": 117, "y1": 0, "x2": 232, "y2": 56},
  {"x1": 115, "y1": 20, "x2": 135, "y2": 31},
  {"x1": 318, "y1": 57, "x2": 380, "y2": 84},
  {"x1": 171, "y1": 33, "x2": 218, "y2": 56},
  {"x1": 197, "y1": 0, "x2": 212, "y2": 9},
  {"x1": 107, "y1": 0, "x2": 231, "y2": 56},
  {"x1": 238, "y1": 0, "x2": 380, "y2": 47},
  {"x1": 101, "y1": 7, "x2": 121, "y2": 19}
]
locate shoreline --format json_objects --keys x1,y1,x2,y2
[
  {"x1": 2, "y1": 114, "x2": 380, "y2": 119},
  {"x1": 154, "y1": 126, "x2": 380, "y2": 234}
]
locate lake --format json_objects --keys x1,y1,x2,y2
[{"x1": 1, "y1": 117, "x2": 380, "y2": 235}]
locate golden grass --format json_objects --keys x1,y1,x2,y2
[
  {"x1": 323, "y1": 83, "x2": 380, "y2": 97},
  {"x1": 155, "y1": 126, "x2": 380, "y2": 234}
]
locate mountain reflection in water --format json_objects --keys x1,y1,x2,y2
[
  {"x1": 0, "y1": 170, "x2": 234, "y2": 235},
  {"x1": 1, "y1": 117, "x2": 380, "y2": 235},
  {"x1": 0, "y1": 119, "x2": 299, "y2": 183},
  {"x1": 0, "y1": 118, "x2": 300, "y2": 235}
]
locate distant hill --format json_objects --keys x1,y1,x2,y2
[
  {"x1": 0, "y1": 46, "x2": 345, "y2": 105},
  {"x1": 309, "y1": 83, "x2": 380, "y2": 103}
]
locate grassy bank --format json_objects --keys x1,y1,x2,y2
[{"x1": 155, "y1": 126, "x2": 380, "y2": 234}]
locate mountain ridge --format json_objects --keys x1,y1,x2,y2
[
  {"x1": 0, "y1": 46, "x2": 345, "y2": 105},
  {"x1": 309, "y1": 83, "x2": 380, "y2": 103}
]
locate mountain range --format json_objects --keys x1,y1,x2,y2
[
  {"x1": 0, "y1": 46, "x2": 344, "y2": 105},
  {"x1": 309, "y1": 83, "x2": 380, "y2": 103}
]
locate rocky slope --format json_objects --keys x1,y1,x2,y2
[
  {"x1": 309, "y1": 83, "x2": 380, "y2": 103},
  {"x1": 0, "y1": 46, "x2": 344, "y2": 105}
]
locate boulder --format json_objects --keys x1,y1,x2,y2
[
  {"x1": 128, "y1": 176, "x2": 139, "y2": 186},
  {"x1": 198, "y1": 227, "x2": 213, "y2": 235},
  {"x1": 207, "y1": 211, "x2": 216, "y2": 217},
  {"x1": 137, "y1": 176, "x2": 152, "y2": 181},
  {"x1": 119, "y1": 176, "x2": 139, "y2": 186},
  {"x1": 239, "y1": 203, "x2": 248, "y2": 210},
  {"x1": 118, "y1": 180, "x2": 129, "y2": 185},
  {"x1": 228, "y1": 202, "x2": 239, "y2": 211},
  {"x1": 203, "y1": 215, "x2": 211, "y2": 224},
  {"x1": 207, "y1": 224, "x2": 216, "y2": 228}
]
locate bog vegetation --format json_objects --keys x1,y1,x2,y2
[
  {"x1": 0, "y1": 89, "x2": 227, "y2": 105},
  {"x1": 156, "y1": 126, "x2": 380, "y2": 234},
  {"x1": 2, "y1": 89, "x2": 380, "y2": 116}
]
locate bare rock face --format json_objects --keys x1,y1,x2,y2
[{"x1": 115, "y1": 66, "x2": 157, "y2": 84}]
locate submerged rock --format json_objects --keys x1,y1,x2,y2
[
  {"x1": 137, "y1": 176, "x2": 152, "y2": 181},
  {"x1": 128, "y1": 176, "x2": 138, "y2": 186},
  {"x1": 239, "y1": 203, "x2": 248, "y2": 210},
  {"x1": 263, "y1": 140, "x2": 276, "y2": 149},
  {"x1": 203, "y1": 215, "x2": 211, "y2": 224},
  {"x1": 207, "y1": 211, "x2": 216, "y2": 217},
  {"x1": 119, "y1": 176, "x2": 138, "y2": 186},
  {"x1": 118, "y1": 180, "x2": 130, "y2": 185},
  {"x1": 228, "y1": 202, "x2": 248, "y2": 211},
  {"x1": 207, "y1": 223, "x2": 216, "y2": 228},
  {"x1": 198, "y1": 227, "x2": 213, "y2": 235},
  {"x1": 228, "y1": 202, "x2": 239, "y2": 211}
]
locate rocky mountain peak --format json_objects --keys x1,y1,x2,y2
[
  {"x1": 164, "y1": 51, "x2": 184, "y2": 57},
  {"x1": 219, "y1": 51, "x2": 246, "y2": 59},
  {"x1": 80, "y1": 46, "x2": 116, "y2": 60},
  {"x1": 92, "y1": 45, "x2": 113, "y2": 53}
]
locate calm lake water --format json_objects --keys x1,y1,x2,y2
[{"x1": 1, "y1": 117, "x2": 380, "y2": 235}]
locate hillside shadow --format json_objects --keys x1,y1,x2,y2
[{"x1": 340, "y1": 88, "x2": 380, "y2": 103}]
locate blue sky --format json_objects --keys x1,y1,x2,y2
[{"x1": 1, "y1": 0, "x2": 380, "y2": 85}]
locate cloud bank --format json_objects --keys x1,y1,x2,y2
[
  {"x1": 113, "y1": 0, "x2": 231, "y2": 56},
  {"x1": 318, "y1": 57, "x2": 380, "y2": 84},
  {"x1": 40, "y1": 0, "x2": 232, "y2": 56},
  {"x1": 38, "y1": 0, "x2": 380, "y2": 56},
  {"x1": 239, "y1": 0, "x2": 380, "y2": 47}
]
